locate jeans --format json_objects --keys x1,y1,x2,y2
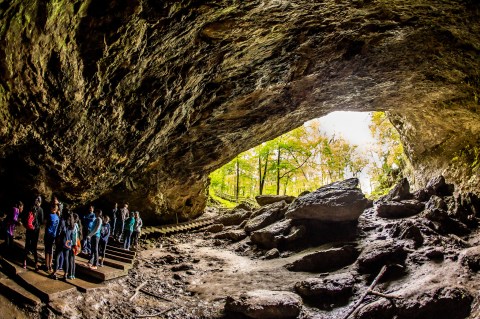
[
  {"x1": 89, "y1": 236, "x2": 100, "y2": 266},
  {"x1": 123, "y1": 230, "x2": 132, "y2": 250}
]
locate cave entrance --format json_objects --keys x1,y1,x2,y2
[{"x1": 209, "y1": 111, "x2": 410, "y2": 207}]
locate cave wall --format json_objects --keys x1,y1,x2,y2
[{"x1": 0, "y1": 0, "x2": 479, "y2": 223}]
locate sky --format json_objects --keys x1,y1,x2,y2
[{"x1": 306, "y1": 111, "x2": 376, "y2": 193}]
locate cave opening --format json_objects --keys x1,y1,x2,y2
[{"x1": 208, "y1": 111, "x2": 410, "y2": 207}]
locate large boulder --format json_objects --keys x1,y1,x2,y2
[
  {"x1": 380, "y1": 178, "x2": 412, "y2": 202},
  {"x1": 355, "y1": 286, "x2": 473, "y2": 319},
  {"x1": 285, "y1": 178, "x2": 368, "y2": 222},
  {"x1": 213, "y1": 229, "x2": 248, "y2": 242},
  {"x1": 460, "y1": 246, "x2": 480, "y2": 272},
  {"x1": 357, "y1": 240, "x2": 407, "y2": 274},
  {"x1": 245, "y1": 201, "x2": 289, "y2": 233},
  {"x1": 375, "y1": 200, "x2": 425, "y2": 219},
  {"x1": 256, "y1": 195, "x2": 296, "y2": 206},
  {"x1": 250, "y1": 219, "x2": 306, "y2": 249},
  {"x1": 216, "y1": 209, "x2": 252, "y2": 226},
  {"x1": 294, "y1": 272, "x2": 355, "y2": 307},
  {"x1": 426, "y1": 176, "x2": 454, "y2": 197},
  {"x1": 225, "y1": 290, "x2": 302, "y2": 319},
  {"x1": 286, "y1": 245, "x2": 359, "y2": 272}
]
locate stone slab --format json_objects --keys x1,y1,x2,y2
[
  {"x1": 17, "y1": 270, "x2": 76, "y2": 302},
  {"x1": 0, "y1": 277, "x2": 42, "y2": 306}
]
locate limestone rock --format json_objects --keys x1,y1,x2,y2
[
  {"x1": 264, "y1": 248, "x2": 280, "y2": 260},
  {"x1": 375, "y1": 200, "x2": 425, "y2": 219},
  {"x1": 460, "y1": 246, "x2": 480, "y2": 272},
  {"x1": 357, "y1": 240, "x2": 407, "y2": 274},
  {"x1": 250, "y1": 219, "x2": 292, "y2": 249},
  {"x1": 245, "y1": 201, "x2": 289, "y2": 233},
  {"x1": 286, "y1": 245, "x2": 359, "y2": 272},
  {"x1": 426, "y1": 176, "x2": 454, "y2": 197},
  {"x1": 225, "y1": 290, "x2": 302, "y2": 319},
  {"x1": 213, "y1": 229, "x2": 248, "y2": 242},
  {"x1": 202, "y1": 224, "x2": 224, "y2": 233},
  {"x1": 285, "y1": 178, "x2": 368, "y2": 222},
  {"x1": 380, "y1": 178, "x2": 412, "y2": 202},
  {"x1": 255, "y1": 195, "x2": 296, "y2": 206},
  {"x1": 216, "y1": 209, "x2": 252, "y2": 226},
  {"x1": 294, "y1": 272, "x2": 355, "y2": 306}
]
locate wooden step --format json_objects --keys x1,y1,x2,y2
[
  {"x1": 0, "y1": 257, "x2": 76, "y2": 302},
  {"x1": 105, "y1": 252, "x2": 134, "y2": 264},
  {"x1": 106, "y1": 245, "x2": 136, "y2": 257},
  {"x1": 0, "y1": 277, "x2": 42, "y2": 306},
  {"x1": 74, "y1": 257, "x2": 127, "y2": 281},
  {"x1": 77, "y1": 253, "x2": 132, "y2": 271}
]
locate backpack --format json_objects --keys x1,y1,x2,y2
[{"x1": 26, "y1": 211, "x2": 35, "y2": 231}]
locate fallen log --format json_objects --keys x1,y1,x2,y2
[
  {"x1": 130, "y1": 282, "x2": 148, "y2": 301},
  {"x1": 342, "y1": 265, "x2": 388, "y2": 319},
  {"x1": 136, "y1": 307, "x2": 175, "y2": 318}
]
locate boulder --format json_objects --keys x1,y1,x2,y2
[
  {"x1": 426, "y1": 176, "x2": 454, "y2": 197},
  {"x1": 264, "y1": 248, "x2": 280, "y2": 260},
  {"x1": 225, "y1": 290, "x2": 302, "y2": 319},
  {"x1": 250, "y1": 219, "x2": 292, "y2": 249},
  {"x1": 399, "y1": 225, "x2": 424, "y2": 248},
  {"x1": 213, "y1": 229, "x2": 248, "y2": 242},
  {"x1": 256, "y1": 195, "x2": 296, "y2": 206},
  {"x1": 460, "y1": 246, "x2": 480, "y2": 272},
  {"x1": 245, "y1": 201, "x2": 289, "y2": 233},
  {"x1": 216, "y1": 209, "x2": 252, "y2": 226},
  {"x1": 286, "y1": 245, "x2": 359, "y2": 272},
  {"x1": 285, "y1": 178, "x2": 368, "y2": 222},
  {"x1": 380, "y1": 178, "x2": 412, "y2": 202},
  {"x1": 203, "y1": 223, "x2": 224, "y2": 233},
  {"x1": 375, "y1": 200, "x2": 425, "y2": 219},
  {"x1": 423, "y1": 204, "x2": 470, "y2": 236},
  {"x1": 235, "y1": 202, "x2": 255, "y2": 211},
  {"x1": 357, "y1": 240, "x2": 407, "y2": 274},
  {"x1": 357, "y1": 286, "x2": 473, "y2": 319},
  {"x1": 294, "y1": 272, "x2": 355, "y2": 307}
]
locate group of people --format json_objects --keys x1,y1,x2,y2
[{"x1": 1, "y1": 196, "x2": 143, "y2": 281}]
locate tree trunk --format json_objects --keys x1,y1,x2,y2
[
  {"x1": 236, "y1": 156, "x2": 240, "y2": 202},
  {"x1": 276, "y1": 148, "x2": 281, "y2": 195}
]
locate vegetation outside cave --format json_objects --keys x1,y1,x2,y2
[{"x1": 208, "y1": 111, "x2": 411, "y2": 207}]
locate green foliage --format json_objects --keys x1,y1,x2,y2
[
  {"x1": 209, "y1": 120, "x2": 369, "y2": 205},
  {"x1": 452, "y1": 142, "x2": 480, "y2": 171},
  {"x1": 367, "y1": 112, "x2": 409, "y2": 198}
]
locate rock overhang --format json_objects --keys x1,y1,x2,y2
[{"x1": 0, "y1": 0, "x2": 479, "y2": 222}]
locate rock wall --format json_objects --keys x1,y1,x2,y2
[{"x1": 0, "y1": 0, "x2": 479, "y2": 222}]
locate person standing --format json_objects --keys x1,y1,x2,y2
[
  {"x1": 82, "y1": 205, "x2": 95, "y2": 254},
  {"x1": 87, "y1": 209, "x2": 103, "y2": 270},
  {"x1": 22, "y1": 198, "x2": 43, "y2": 270},
  {"x1": 131, "y1": 211, "x2": 143, "y2": 250},
  {"x1": 5, "y1": 201, "x2": 23, "y2": 250},
  {"x1": 69, "y1": 213, "x2": 82, "y2": 279},
  {"x1": 115, "y1": 203, "x2": 129, "y2": 241},
  {"x1": 98, "y1": 215, "x2": 111, "y2": 267},
  {"x1": 44, "y1": 204, "x2": 59, "y2": 273},
  {"x1": 50, "y1": 212, "x2": 74, "y2": 281},
  {"x1": 110, "y1": 203, "x2": 118, "y2": 236},
  {"x1": 123, "y1": 211, "x2": 135, "y2": 250}
]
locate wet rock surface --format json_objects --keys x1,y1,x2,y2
[
  {"x1": 225, "y1": 290, "x2": 302, "y2": 319},
  {"x1": 285, "y1": 178, "x2": 368, "y2": 222},
  {"x1": 294, "y1": 272, "x2": 355, "y2": 307},
  {"x1": 245, "y1": 201, "x2": 288, "y2": 233},
  {"x1": 286, "y1": 245, "x2": 359, "y2": 273},
  {"x1": 375, "y1": 199, "x2": 425, "y2": 219}
]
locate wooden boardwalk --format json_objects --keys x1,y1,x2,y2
[{"x1": 0, "y1": 238, "x2": 136, "y2": 305}]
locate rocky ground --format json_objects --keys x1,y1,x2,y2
[{"x1": 11, "y1": 176, "x2": 480, "y2": 319}]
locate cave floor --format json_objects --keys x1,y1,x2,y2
[{"x1": 6, "y1": 209, "x2": 480, "y2": 319}]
